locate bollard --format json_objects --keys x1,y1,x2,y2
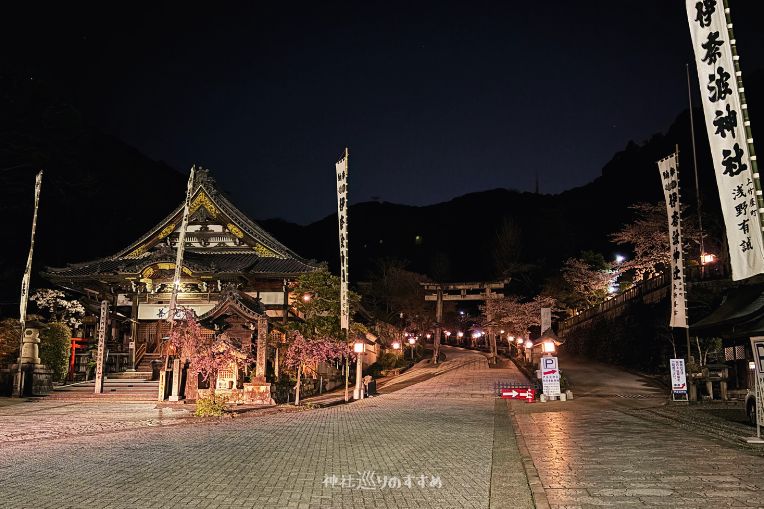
[
  {"x1": 540, "y1": 394, "x2": 547, "y2": 403},
  {"x1": 560, "y1": 393, "x2": 567, "y2": 402},
  {"x1": 566, "y1": 390, "x2": 574, "y2": 400}
]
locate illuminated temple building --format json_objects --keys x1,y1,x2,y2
[{"x1": 43, "y1": 169, "x2": 318, "y2": 400}]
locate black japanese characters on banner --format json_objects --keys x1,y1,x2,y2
[
  {"x1": 335, "y1": 152, "x2": 350, "y2": 331},
  {"x1": 687, "y1": 0, "x2": 764, "y2": 280},
  {"x1": 659, "y1": 154, "x2": 688, "y2": 328}
]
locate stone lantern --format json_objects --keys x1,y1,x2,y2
[{"x1": 12, "y1": 321, "x2": 53, "y2": 396}]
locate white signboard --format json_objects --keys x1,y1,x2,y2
[
  {"x1": 686, "y1": 0, "x2": 764, "y2": 280},
  {"x1": 138, "y1": 303, "x2": 215, "y2": 320},
  {"x1": 658, "y1": 154, "x2": 689, "y2": 328},
  {"x1": 670, "y1": 358, "x2": 688, "y2": 394},
  {"x1": 94, "y1": 300, "x2": 109, "y2": 394},
  {"x1": 539, "y1": 356, "x2": 561, "y2": 397},
  {"x1": 750, "y1": 338, "x2": 764, "y2": 428}
]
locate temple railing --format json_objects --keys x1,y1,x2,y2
[{"x1": 134, "y1": 343, "x2": 147, "y2": 370}]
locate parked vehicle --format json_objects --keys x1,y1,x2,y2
[{"x1": 746, "y1": 390, "x2": 758, "y2": 426}]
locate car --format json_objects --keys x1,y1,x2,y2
[{"x1": 746, "y1": 390, "x2": 758, "y2": 426}]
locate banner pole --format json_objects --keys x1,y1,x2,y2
[{"x1": 15, "y1": 170, "x2": 43, "y2": 397}]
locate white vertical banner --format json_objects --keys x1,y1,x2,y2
[
  {"x1": 169, "y1": 165, "x2": 196, "y2": 320},
  {"x1": 335, "y1": 149, "x2": 350, "y2": 331},
  {"x1": 659, "y1": 153, "x2": 689, "y2": 328},
  {"x1": 540, "y1": 307, "x2": 551, "y2": 335},
  {"x1": 686, "y1": 0, "x2": 764, "y2": 280},
  {"x1": 19, "y1": 170, "x2": 43, "y2": 328}
]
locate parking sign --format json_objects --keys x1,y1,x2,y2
[{"x1": 540, "y1": 356, "x2": 560, "y2": 397}]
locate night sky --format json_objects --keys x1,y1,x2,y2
[{"x1": 6, "y1": 1, "x2": 764, "y2": 223}]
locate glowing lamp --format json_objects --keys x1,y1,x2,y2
[
  {"x1": 444, "y1": 331, "x2": 451, "y2": 337},
  {"x1": 392, "y1": 341, "x2": 400, "y2": 350},
  {"x1": 426, "y1": 333, "x2": 431, "y2": 339},
  {"x1": 302, "y1": 293, "x2": 312, "y2": 302},
  {"x1": 457, "y1": 331, "x2": 464, "y2": 338},
  {"x1": 516, "y1": 337, "x2": 523, "y2": 344},
  {"x1": 615, "y1": 254, "x2": 626, "y2": 263},
  {"x1": 702, "y1": 253, "x2": 717, "y2": 264},
  {"x1": 408, "y1": 337, "x2": 416, "y2": 345},
  {"x1": 542, "y1": 340, "x2": 556, "y2": 354},
  {"x1": 524, "y1": 340, "x2": 533, "y2": 349},
  {"x1": 353, "y1": 342, "x2": 364, "y2": 354},
  {"x1": 750, "y1": 361, "x2": 757, "y2": 371}
]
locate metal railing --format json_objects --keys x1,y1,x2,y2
[{"x1": 558, "y1": 263, "x2": 731, "y2": 336}]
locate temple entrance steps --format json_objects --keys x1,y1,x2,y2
[
  {"x1": 107, "y1": 371, "x2": 154, "y2": 381},
  {"x1": 136, "y1": 352, "x2": 163, "y2": 372},
  {"x1": 48, "y1": 379, "x2": 159, "y2": 401}
]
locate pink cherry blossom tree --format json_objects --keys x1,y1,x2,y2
[
  {"x1": 168, "y1": 308, "x2": 252, "y2": 394},
  {"x1": 284, "y1": 331, "x2": 351, "y2": 405}
]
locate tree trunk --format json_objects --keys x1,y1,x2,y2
[{"x1": 294, "y1": 364, "x2": 302, "y2": 406}]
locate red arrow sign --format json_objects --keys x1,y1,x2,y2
[
  {"x1": 501, "y1": 388, "x2": 536, "y2": 402},
  {"x1": 542, "y1": 370, "x2": 557, "y2": 376}
]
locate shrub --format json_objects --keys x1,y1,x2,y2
[
  {"x1": 194, "y1": 394, "x2": 228, "y2": 417},
  {"x1": 39, "y1": 322, "x2": 71, "y2": 383}
]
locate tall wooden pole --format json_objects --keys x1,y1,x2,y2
[{"x1": 14, "y1": 170, "x2": 42, "y2": 397}]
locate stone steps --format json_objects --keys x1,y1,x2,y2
[{"x1": 48, "y1": 379, "x2": 159, "y2": 401}]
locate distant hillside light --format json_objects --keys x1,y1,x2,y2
[
  {"x1": 615, "y1": 254, "x2": 626, "y2": 264},
  {"x1": 415, "y1": 235, "x2": 423, "y2": 245}
]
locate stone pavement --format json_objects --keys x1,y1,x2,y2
[
  {"x1": 0, "y1": 399, "x2": 192, "y2": 444},
  {"x1": 0, "y1": 347, "x2": 535, "y2": 509},
  {"x1": 510, "y1": 354, "x2": 764, "y2": 508}
]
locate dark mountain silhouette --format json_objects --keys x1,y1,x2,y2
[
  {"x1": 2, "y1": 70, "x2": 762, "y2": 312},
  {"x1": 263, "y1": 71, "x2": 763, "y2": 289},
  {"x1": 0, "y1": 74, "x2": 185, "y2": 308}
]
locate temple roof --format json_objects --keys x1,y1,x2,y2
[
  {"x1": 198, "y1": 288, "x2": 266, "y2": 324},
  {"x1": 44, "y1": 168, "x2": 318, "y2": 282}
]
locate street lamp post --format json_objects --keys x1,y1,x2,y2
[
  {"x1": 408, "y1": 337, "x2": 416, "y2": 360},
  {"x1": 353, "y1": 341, "x2": 364, "y2": 400}
]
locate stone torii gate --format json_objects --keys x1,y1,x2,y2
[{"x1": 422, "y1": 279, "x2": 510, "y2": 364}]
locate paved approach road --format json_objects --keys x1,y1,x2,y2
[
  {"x1": 0, "y1": 347, "x2": 533, "y2": 509},
  {"x1": 512, "y1": 353, "x2": 764, "y2": 508}
]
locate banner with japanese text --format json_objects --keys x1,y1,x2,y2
[
  {"x1": 19, "y1": 170, "x2": 43, "y2": 326},
  {"x1": 335, "y1": 150, "x2": 350, "y2": 331},
  {"x1": 659, "y1": 153, "x2": 688, "y2": 328},
  {"x1": 687, "y1": 0, "x2": 764, "y2": 280}
]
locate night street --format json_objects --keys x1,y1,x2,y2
[
  {"x1": 4, "y1": 2, "x2": 764, "y2": 508},
  {"x1": 1, "y1": 348, "x2": 763, "y2": 508}
]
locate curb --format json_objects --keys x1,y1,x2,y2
[{"x1": 507, "y1": 404, "x2": 551, "y2": 509}]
